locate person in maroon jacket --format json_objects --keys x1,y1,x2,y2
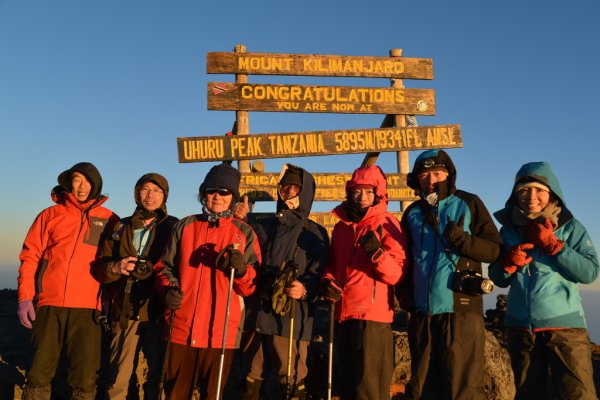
[
  {"x1": 154, "y1": 163, "x2": 262, "y2": 399},
  {"x1": 321, "y1": 165, "x2": 409, "y2": 400},
  {"x1": 18, "y1": 162, "x2": 118, "y2": 400}
]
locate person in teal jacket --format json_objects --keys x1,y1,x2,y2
[
  {"x1": 489, "y1": 161, "x2": 599, "y2": 399},
  {"x1": 402, "y1": 149, "x2": 501, "y2": 400}
]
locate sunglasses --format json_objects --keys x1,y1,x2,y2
[{"x1": 204, "y1": 187, "x2": 232, "y2": 196}]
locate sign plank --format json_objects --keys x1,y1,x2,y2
[
  {"x1": 207, "y1": 52, "x2": 433, "y2": 80},
  {"x1": 177, "y1": 124, "x2": 462, "y2": 163},
  {"x1": 248, "y1": 211, "x2": 403, "y2": 237},
  {"x1": 240, "y1": 172, "x2": 417, "y2": 202},
  {"x1": 207, "y1": 82, "x2": 435, "y2": 115}
]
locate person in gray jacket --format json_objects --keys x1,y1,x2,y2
[{"x1": 489, "y1": 161, "x2": 599, "y2": 399}]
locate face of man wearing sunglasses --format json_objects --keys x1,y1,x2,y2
[{"x1": 204, "y1": 187, "x2": 233, "y2": 213}]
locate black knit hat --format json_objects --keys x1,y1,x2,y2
[
  {"x1": 57, "y1": 162, "x2": 103, "y2": 200},
  {"x1": 199, "y1": 163, "x2": 241, "y2": 201},
  {"x1": 279, "y1": 165, "x2": 303, "y2": 187}
]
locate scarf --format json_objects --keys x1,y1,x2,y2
[
  {"x1": 344, "y1": 201, "x2": 368, "y2": 223},
  {"x1": 510, "y1": 201, "x2": 561, "y2": 229},
  {"x1": 118, "y1": 207, "x2": 162, "y2": 258},
  {"x1": 202, "y1": 205, "x2": 235, "y2": 224}
]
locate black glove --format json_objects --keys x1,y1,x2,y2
[
  {"x1": 320, "y1": 278, "x2": 343, "y2": 303},
  {"x1": 358, "y1": 225, "x2": 384, "y2": 260},
  {"x1": 444, "y1": 215, "x2": 468, "y2": 250},
  {"x1": 164, "y1": 287, "x2": 184, "y2": 310},
  {"x1": 216, "y1": 246, "x2": 247, "y2": 278},
  {"x1": 228, "y1": 249, "x2": 247, "y2": 278}
]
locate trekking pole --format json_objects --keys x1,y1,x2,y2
[
  {"x1": 286, "y1": 298, "x2": 296, "y2": 400},
  {"x1": 158, "y1": 306, "x2": 176, "y2": 400},
  {"x1": 327, "y1": 302, "x2": 335, "y2": 400},
  {"x1": 215, "y1": 244, "x2": 239, "y2": 400}
]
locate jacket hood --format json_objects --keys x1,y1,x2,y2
[
  {"x1": 276, "y1": 164, "x2": 315, "y2": 218},
  {"x1": 495, "y1": 161, "x2": 569, "y2": 225},
  {"x1": 509, "y1": 162, "x2": 565, "y2": 206},
  {"x1": 57, "y1": 162, "x2": 103, "y2": 200},
  {"x1": 134, "y1": 172, "x2": 169, "y2": 214},
  {"x1": 345, "y1": 165, "x2": 388, "y2": 201},
  {"x1": 407, "y1": 149, "x2": 456, "y2": 197}
]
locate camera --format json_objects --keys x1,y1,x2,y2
[
  {"x1": 131, "y1": 258, "x2": 153, "y2": 280},
  {"x1": 452, "y1": 270, "x2": 494, "y2": 295}
]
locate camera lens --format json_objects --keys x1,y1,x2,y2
[{"x1": 480, "y1": 278, "x2": 494, "y2": 294}]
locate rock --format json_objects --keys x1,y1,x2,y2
[{"x1": 1, "y1": 291, "x2": 599, "y2": 399}]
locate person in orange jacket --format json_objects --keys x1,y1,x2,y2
[{"x1": 18, "y1": 162, "x2": 119, "y2": 399}]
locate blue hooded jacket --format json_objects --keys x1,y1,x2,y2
[
  {"x1": 489, "y1": 162, "x2": 599, "y2": 329},
  {"x1": 402, "y1": 149, "x2": 501, "y2": 315}
]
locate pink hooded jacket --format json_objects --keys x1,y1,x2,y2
[{"x1": 323, "y1": 165, "x2": 408, "y2": 323}]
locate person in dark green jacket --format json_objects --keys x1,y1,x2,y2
[{"x1": 489, "y1": 161, "x2": 599, "y2": 399}]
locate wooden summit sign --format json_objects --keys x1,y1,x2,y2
[
  {"x1": 177, "y1": 124, "x2": 461, "y2": 162},
  {"x1": 240, "y1": 172, "x2": 418, "y2": 202},
  {"x1": 208, "y1": 82, "x2": 435, "y2": 115},
  {"x1": 207, "y1": 52, "x2": 433, "y2": 79},
  {"x1": 249, "y1": 211, "x2": 404, "y2": 237}
]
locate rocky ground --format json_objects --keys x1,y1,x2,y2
[{"x1": 1, "y1": 289, "x2": 599, "y2": 399}]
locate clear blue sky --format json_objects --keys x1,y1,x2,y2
[{"x1": 1, "y1": 0, "x2": 599, "y2": 295}]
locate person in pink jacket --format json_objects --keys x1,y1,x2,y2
[{"x1": 321, "y1": 165, "x2": 409, "y2": 400}]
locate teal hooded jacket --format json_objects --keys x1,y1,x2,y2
[{"x1": 489, "y1": 162, "x2": 599, "y2": 329}]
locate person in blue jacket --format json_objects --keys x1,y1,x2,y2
[
  {"x1": 489, "y1": 161, "x2": 599, "y2": 399},
  {"x1": 401, "y1": 149, "x2": 501, "y2": 400}
]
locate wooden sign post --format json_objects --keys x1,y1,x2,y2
[
  {"x1": 178, "y1": 124, "x2": 461, "y2": 162},
  {"x1": 177, "y1": 46, "x2": 463, "y2": 232}
]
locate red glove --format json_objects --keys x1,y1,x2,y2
[
  {"x1": 527, "y1": 218, "x2": 564, "y2": 255},
  {"x1": 500, "y1": 243, "x2": 534, "y2": 274}
]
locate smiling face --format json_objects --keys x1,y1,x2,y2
[
  {"x1": 417, "y1": 170, "x2": 449, "y2": 195},
  {"x1": 71, "y1": 172, "x2": 92, "y2": 202},
  {"x1": 204, "y1": 188, "x2": 233, "y2": 213},
  {"x1": 350, "y1": 187, "x2": 375, "y2": 210},
  {"x1": 138, "y1": 181, "x2": 164, "y2": 212},
  {"x1": 517, "y1": 187, "x2": 551, "y2": 213}
]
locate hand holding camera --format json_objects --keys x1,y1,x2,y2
[
  {"x1": 130, "y1": 258, "x2": 153, "y2": 280},
  {"x1": 527, "y1": 218, "x2": 564, "y2": 255},
  {"x1": 111, "y1": 257, "x2": 136, "y2": 276},
  {"x1": 359, "y1": 225, "x2": 384, "y2": 261}
]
